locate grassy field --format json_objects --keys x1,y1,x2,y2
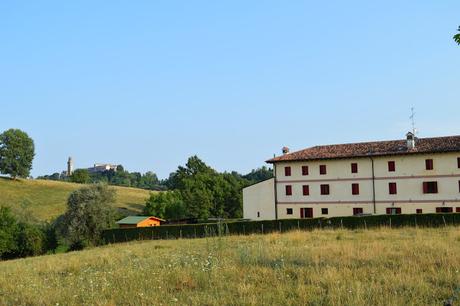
[
  {"x1": 1, "y1": 227, "x2": 460, "y2": 305},
  {"x1": 0, "y1": 177, "x2": 151, "y2": 221}
]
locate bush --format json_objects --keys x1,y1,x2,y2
[
  {"x1": 0, "y1": 207, "x2": 19, "y2": 258},
  {"x1": 102, "y1": 213, "x2": 460, "y2": 244},
  {"x1": 16, "y1": 223, "x2": 45, "y2": 257},
  {"x1": 58, "y1": 184, "x2": 117, "y2": 247}
]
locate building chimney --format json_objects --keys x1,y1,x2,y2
[
  {"x1": 282, "y1": 147, "x2": 290, "y2": 155},
  {"x1": 406, "y1": 132, "x2": 415, "y2": 150}
]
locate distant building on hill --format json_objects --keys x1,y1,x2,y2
[
  {"x1": 87, "y1": 163, "x2": 119, "y2": 173},
  {"x1": 67, "y1": 157, "x2": 74, "y2": 176}
]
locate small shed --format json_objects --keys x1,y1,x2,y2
[{"x1": 116, "y1": 216, "x2": 165, "y2": 228}]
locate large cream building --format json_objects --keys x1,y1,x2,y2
[{"x1": 243, "y1": 133, "x2": 460, "y2": 220}]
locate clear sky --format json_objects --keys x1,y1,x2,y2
[{"x1": 1, "y1": 1, "x2": 459, "y2": 178}]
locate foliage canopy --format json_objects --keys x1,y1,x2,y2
[{"x1": 0, "y1": 129, "x2": 35, "y2": 179}]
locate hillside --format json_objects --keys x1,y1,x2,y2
[
  {"x1": 1, "y1": 227, "x2": 460, "y2": 305},
  {"x1": 0, "y1": 177, "x2": 151, "y2": 221}
]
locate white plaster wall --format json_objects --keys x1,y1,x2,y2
[{"x1": 243, "y1": 178, "x2": 276, "y2": 220}]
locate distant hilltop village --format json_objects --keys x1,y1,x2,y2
[{"x1": 65, "y1": 157, "x2": 119, "y2": 177}]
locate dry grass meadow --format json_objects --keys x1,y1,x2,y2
[
  {"x1": 0, "y1": 177, "x2": 151, "y2": 221},
  {"x1": 1, "y1": 226, "x2": 460, "y2": 305}
]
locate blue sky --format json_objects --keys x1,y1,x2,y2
[{"x1": 1, "y1": 1, "x2": 459, "y2": 178}]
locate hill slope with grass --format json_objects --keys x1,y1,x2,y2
[
  {"x1": 0, "y1": 177, "x2": 151, "y2": 221},
  {"x1": 1, "y1": 227, "x2": 460, "y2": 305}
]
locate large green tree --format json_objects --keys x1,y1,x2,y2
[
  {"x1": 70, "y1": 169, "x2": 91, "y2": 184},
  {"x1": 0, "y1": 129, "x2": 35, "y2": 179},
  {"x1": 454, "y1": 26, "x2": 460, "y2": 45},
  {"x1": 143, "y1": 191, "x2": 186, "y2": 220},
  {"x1": 58, "y1": 184, "x2": 116, "y2": 248},
  {"x1": 167, "y1": 156, "x2": 249, "y2": 220}
]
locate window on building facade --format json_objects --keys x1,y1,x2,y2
[
  {"x1": 302, "y1": 166, "x2": 309, "y2": 176},
  {"x1": 389, "y1": 182, "x2": 397, "y2": 194},
  {"x1": 284, "y1": 166, "x2": 291, "y2": 176},
  {"x1": 425, "y1": 159, "x2": 434, "y2": 170},
  {"x1": 386, "y1": 207, "x2": 401, "y2": 215},
  {"x1": 352, "y1": 183, "x2": 360, "y2": 195},
  {"x1": 285, "y1": 185, "x2": 292, "y2": 196},
  {"x1": 388, "y1": 161, "x2": 396, "y2": 172},
  {"x1": 456, "y1": 207, "x2": 460, "y2": 213},
  {"x1": 257, "y1": 212, "x2": 260, "y2": 217},
  {"x1": 302, "y1": 185, "x2": 310, "y2": 196},
  {"x1": 351, "y1": 163, "x2": 358, "y2": 173},
  {"x1": 319, "y1": 165, "x2": 327, "y2": 175},
  {"x1": 286, "y1": 208, "x2": 293, "y2": 215},
  {"x1": 321, "y1": 208, "x2": 328, "y2": 215},
  {"x1": 416, "y1": 209, "x2": 423, "y2": 214},
  {"x1": 423, "y1": 181, "x2": 438, "y2": 194},
  {"x1": 458, "y1": 181, "x2": 460, "y2": 193},
  {"x1": 458, "y1": 157, "x2": 460, "y2": 168},
  {"x1": 436, "y1": 207, "x2": 453, "y2": 213},
  {"x1": 353, "y1": 207, "x2": 363, "y2": 215},
  {"x1": 320, "y1": 184, "x2": 330, "y2": 195}
]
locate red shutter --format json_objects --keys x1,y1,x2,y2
[
  {"x1": 321, "y1": 184, "x2": 330, "y2": 195},
  {"x1": 389, "y1": 183, "x2": 397, "y2": 194},
  {"x1": 458, "y1": 157, "x2": 460, "y2": 168},
  {"x1": 386, "y1": 208, "x2": 391, "y2": 214},
  {"x1": 352, "y1": 183, "x2": 359, "y2": 195},
  {"x1": 422, "y1": 182, "x2": 428, "y2": 194},
  {"x1": 456, "y1": 207, "x2": 460, "y2": 213},
  {"x1": 320, "y1": 165, "x2": 327, "y2": 175},
  {"x1": 302, "y1": 166, "x2": 309, "y2": 176},
  {"x1": 425, "y1": 159, "x2": 433, "y2": 170},
  {"x1": 300, "y1": 208, "x2": 304, "y2": 219},
  {"x1": 436, "y1": 207, "x2": 442, "y2": 213},
  {"x1": 351, "y1": 163, "x2": 358, "y2": 173},
  {"x1": 388, "y1": 161, "x2": 395, "y2": 172},
  {"x1": 285, "y1": 185, "x2": 292, "y2": 196},
  {"x1": 285, "y1": 167, "x2": 291, "y2": 176},
  {"x1": 303, "y1": 185, "x2": 309, "y2": 196},
  {"x1": 396, "y1": 208, "x2": 401, "y2": 214},
  {"x1": 433, "y1": 182, "x2": 438, "y2": 193}
]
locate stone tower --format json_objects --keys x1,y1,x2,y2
[{"x1": 67, "y1": 157, "x2": 74, "y2": 176}]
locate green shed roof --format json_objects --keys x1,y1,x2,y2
[{"x1": 116, "y1": 216, "x2": 164, "y2": 224}]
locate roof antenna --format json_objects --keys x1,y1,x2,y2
[{"x1": 410, "y1": 107, "x2": 417, "y2": 136}]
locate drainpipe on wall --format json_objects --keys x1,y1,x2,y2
[
  {"x1": 369, "y1": 156, "x2": 377, "y2": 214},
  {"x1": 273, "y1": 162, "x2": 278, "y2": 220}
]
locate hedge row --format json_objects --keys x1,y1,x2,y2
[{"x1": 102, "y1": 213, "x2": 460, "y2": 244}]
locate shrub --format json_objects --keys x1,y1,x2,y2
[
  {"x1": 16, "y1": 223, "x2": 45, "y2": 257},
  {"x1": 0, "y1": 207, "x2": 19, "y2": 258},
  {"x1": 58, "y1": 184, "x2": 117, "y2": 247},
  {"x1": 102, "y1": 213, "x2": 460, "y2": 244}
]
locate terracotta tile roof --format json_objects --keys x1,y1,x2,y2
[{"x1": 267, "y1": 135, "x2": 460, "y2": 163}]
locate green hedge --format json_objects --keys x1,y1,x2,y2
[{"x1": 102, "y1": 213, "x2": 460, "y2": 244}]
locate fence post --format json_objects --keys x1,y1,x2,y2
[
  {"x1": 166, "y1": 231, "x2": 169, "y2": 240},
  {"x1": 194, "y1": 228, "x2": 197, "y2": 238},
  {"x1": 180, "y1": 230, "x2": 182, "y2": 239},
  {"x1": 243, "y1": 225, "x2": 245, "y2": 235},
  {"x1": 261, "y1": 223, "x2": 264, "y2": 234},
  {"x1": 364, "y1": 220, "x2": 367, "y2": 230},
  {"x1": 279, "y1": 222, "x2": 282, "y2": 233},
  {"x1": 389, "y1": 218, "x2": 392, "y2": 228},
  {"x1": 297, "y1": 220, "x2": 300, "y2": 230},
  {"x1": 340, "y1": 219, "x2": 343, "y2": 230},
  {"x1": 442, "y1": 216, "x2": 447, "y2": 228}
]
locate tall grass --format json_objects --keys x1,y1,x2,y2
[{"x1": 1, "y1": 226, "x2": 460, "y2": 305}]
